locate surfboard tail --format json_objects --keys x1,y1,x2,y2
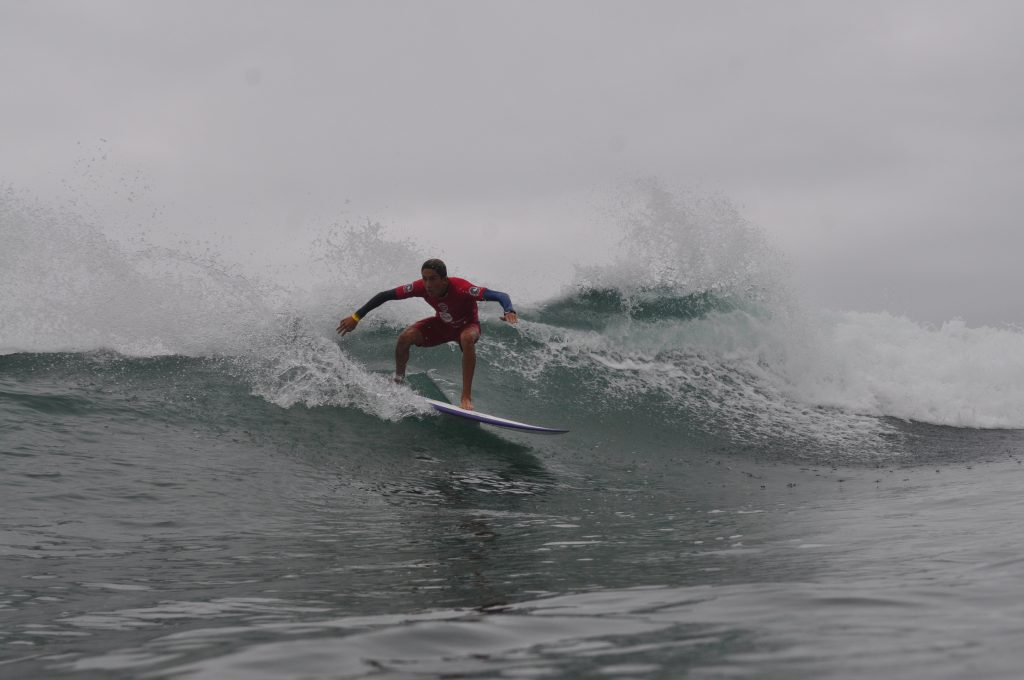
[{"x1": 424, "y1": 399, "x2": 569, "y2": 434}]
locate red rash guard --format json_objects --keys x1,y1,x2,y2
[{"x1": 394, "y1": 277, "x2": 487, "y2": 329}]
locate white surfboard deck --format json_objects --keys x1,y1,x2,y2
[{"x1": 424, "y1": 398, "x2": 569, "y2": 435}]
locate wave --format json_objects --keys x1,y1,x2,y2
[
  {"x1": 3, "y1": 183, "x2": 1024, "y2": 457},
  {"x1": 519, "y1": 284, "x2": 1024, "y2": 433},
  {"x1": 536, "y1": 287, "x2": 737, "y2": 330}
]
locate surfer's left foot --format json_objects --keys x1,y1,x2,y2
[
  {"x1": 460, "y1": 396, "x2": 473, "y2": 410},
  {"x1": 394, "y1": 375, "x2": 405, "y2": 385}
]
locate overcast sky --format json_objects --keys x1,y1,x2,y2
[{"x1": 3, "y1": 0, "x2": 1023, "y2": 325}]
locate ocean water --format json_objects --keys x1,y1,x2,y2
[{"x1": 4, "y1": 187, "x2": 1024, "y2": 679}]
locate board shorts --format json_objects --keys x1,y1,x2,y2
[{"x1": 412, "y1": 317, "x2": 481, "y2": 349}]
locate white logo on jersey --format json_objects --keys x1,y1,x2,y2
[
  {"x1": 440, "y1": 312, "x2": 453, "y2": 323},
  {"x1": 438, "y1": 303, "x2": 449, "y2": 312},
  {"x1": 469, "y1": 286, "x2": 480, "y2": 296},
  {"x1": 404, "y1": 283, "x2": 414, "y2": 293}
]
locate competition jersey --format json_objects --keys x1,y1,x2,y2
[{"x1": 394, "y1": 277, "x2": 487, "y2": 328}]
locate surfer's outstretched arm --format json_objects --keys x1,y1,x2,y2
[
  {"x1": 482, "y1": 289, "x2": 518, "y2": 323},
  {"x1": 337, "y1": 289, "x2": 399, "y2": 335}
]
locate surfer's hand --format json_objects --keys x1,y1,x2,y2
[
  {"x1": 337, "y1": 316, "x2": 358, "y2": 335},
  {"x1": 502, "y1": 311, "x2": 518, "y2": 325}
]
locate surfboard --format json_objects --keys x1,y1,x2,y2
[{"x1": 424, "y1": 398, "x2": 569, "y2": 435}]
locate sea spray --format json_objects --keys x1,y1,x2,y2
[
  {"x1": 0, "y1": 189, "x2": 277, "y2": 357},
  {"x1": 0, "y1": 193, "x2": 427, "y2": 420},
  {"x1": 235, "y1": 317, "x2": 427, "y2": 421},
  {"x1": 575, "y1": 180, "x2": 789, "y2": 310},
  {"x1": 482, "y1": 181, "x2": 896, "y2": 455}
]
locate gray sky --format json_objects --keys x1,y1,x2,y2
[{"x1": 3, "y1": 0, "x2": 1023, "y2": 324}]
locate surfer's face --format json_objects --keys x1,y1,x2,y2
[{"x1": 421, "y1": 268, "x2": 448, "y2": 297}]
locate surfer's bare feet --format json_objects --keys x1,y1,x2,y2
[
  {"x1": 394, "y1": 374, "x2": 405, "y2": 385},
  {"x1": 460, "y1": 395, "x2": 473, "y2": 410}
]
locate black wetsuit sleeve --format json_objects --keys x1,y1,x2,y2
[
  {"x1": 355, "y1": 289, "x2": 398, "y2": 319},
  {"x1": 482, "y1": 289, "x2": 514, "y2": 314}
]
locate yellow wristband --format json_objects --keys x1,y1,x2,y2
[{"x1": 351, "y1": 312, "x2": 361, "y2": 322}]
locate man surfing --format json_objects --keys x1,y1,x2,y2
[{"x1": 337, "y1": 258, "x2": 517, "y2": 410}]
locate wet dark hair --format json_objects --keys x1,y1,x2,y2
[{"x1": 421, "y1": 258, "x2": 447, "y2": 278}]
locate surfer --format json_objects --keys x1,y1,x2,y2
[{"x1": 337, "y1": 258, "x2": 517, "y2": 410}]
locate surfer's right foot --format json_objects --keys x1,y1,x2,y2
[{"x1": 394, "y1": 375, "x2": 405, "y2": 385}]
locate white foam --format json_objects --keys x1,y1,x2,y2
[
  {"x1": 805, "y1": 312, "x2": 1024, "y2": 429},
  {"x1": 239, "y1": 326, "x2": 428, "y2": 421},
  {"x1": 506, "y1": 306, "x2": 1024, "y2": 433}
]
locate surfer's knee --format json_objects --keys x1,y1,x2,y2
[
  {"x1": 397, "y1": 327, "x2": 422, "y2": 348},
  {"x1": 459, "y1": 328, "x2": 479, "y2": 350}
]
